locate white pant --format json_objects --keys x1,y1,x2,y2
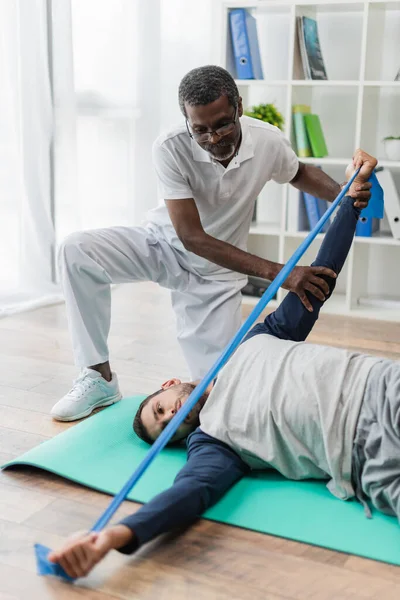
[{"x1": 58, "y1": 226, "x2": 245, "y2": 379}]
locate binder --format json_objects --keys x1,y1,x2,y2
[
  {"x1": 287, "y1": 185, "x2": 309, "y2": 232},
  {"x1": 355, "y1": 216, "x2": 379, "y2": 237},
  {"x1": 355, "y1": 171, "x2": 384, "y2": 237},
  {"x1": 303, "y1": 114, "x2": 328, "y2": 158},
  {"x1": 295, "y1": 17, "x2": 309, "y2": 79},
  {"x1": 229, "y1": 9, "x2": 263, "y2": 80},
  {"x1": 303, "y1": 192, "x2": 330, "y2": 233},
  {"x1": 301, "y1": 17, "x2": 328, "y2": 80},
  {"x1": 375, "y1": 168, "x2": 400, "y2": 239},
  {"x1": 292, "y1": 105, "x2": 312, "y2": 158}
]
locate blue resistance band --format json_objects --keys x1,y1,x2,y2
[{"x1": 35, "y1": 168, "x2": 363, "y2": 581}]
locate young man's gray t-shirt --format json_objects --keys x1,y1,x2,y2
[{"x1": 200, "y1": 334, "x2": 382, "y2": 499}]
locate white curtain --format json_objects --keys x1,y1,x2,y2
[
  {"x1": 0, "y1": 0, "x2": 216, "y2": 317},
  {"x1": 0, "y1": 0, "x2": 61, "y2": 316}
]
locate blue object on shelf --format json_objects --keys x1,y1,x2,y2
[
  {"x1": 356, "y1": 171, "x2": 384, "y2": 237},
  {"x1": 229, "y1": 8, "x2": 263, "y2": 79}
]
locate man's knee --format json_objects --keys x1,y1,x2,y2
[{"x1": 58, "y1": 231, "x2": 93, "y2": 269}]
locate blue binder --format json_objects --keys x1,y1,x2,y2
[
  {"x1": 229, "y1": 9, "x2": 263, "y2": 80},
  {"x1": 355, "y1": 171, "x2": 384, "y2": 237},
  {"x1": 355, "y1": 216, "x2": 379, "y2": 237},
  {"x1": 302, "y1": 192, "x2": 330, "y2": 232}
]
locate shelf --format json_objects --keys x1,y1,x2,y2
[
  {"x1": 235, "y1": 1, "x2": 369, "y2": 8},
  {"x1": 364, "y1": 81, "x2": 400, "y2": 87},
  {"x1": 284, "y1": 230, "x2": 400, "y2": 246},
  {"x1": 284, "y1": 230, "x2": 325, "y2": 240},
  {"x1": 296, "y1": 157, "x2": 400, "y2": 168},
  {"x1": 222, "y1": 0, "x2": 400, "y2": 323},
  {"x1": 354, "y1": 232, "x2": 400, "y2": 245},
  {"x1": 235, "y1": 79, "x2": 288, "y2": 86},
  {"x1": 377, "y1": 160, "x2": 400, "y2": 168},
  {"x1": 292, "y1": 80, "x2": 359, "y2": 86},
  {"x1": 299, "y1": 157, "x2": 351, "y2": 165},
  {"x1": 234, "y1": 79, "x2": 399, "y2": 87},
  {"x1": 249, "y1": 223, "x2": 281, "y2": 235}
]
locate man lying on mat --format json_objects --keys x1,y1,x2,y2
[{"x1": 50, "y1": 152, "x2": 395, "y2": 580}]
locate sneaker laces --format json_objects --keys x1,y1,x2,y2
[{"x1": 67, "y1": 372, "x2": 100, "y2": 400}]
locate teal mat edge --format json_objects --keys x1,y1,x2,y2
[{"x1": 3, "y1": 459, "x2": 400, "y2": 567}]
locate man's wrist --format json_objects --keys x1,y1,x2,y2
[
  {"x1": 105, "y1": 524, "x2": 135, "y2": 550},
  {"x1": 263, "y1": 261, "x2": 283, "y2": 281}
]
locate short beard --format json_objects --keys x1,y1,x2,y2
[
  {"x1": 178, "y1": 383, "x2": 208, "y2": 410},
  {"x1": 203, "y1": 142, "x2": 236, "y2": 161}
]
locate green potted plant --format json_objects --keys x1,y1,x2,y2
[
  {"x1": 383, "y1": 135, "x2": 400, "y2": 161},
  {"x1": 244, "y1": 103, "x2": 284, "y2": 130}
]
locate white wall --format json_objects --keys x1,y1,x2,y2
[{"x1": 159, "y1": 0, "x2": 215, "y2": 130}]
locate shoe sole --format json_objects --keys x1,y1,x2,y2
[{"x1": 51, "y1": 392, "x2": 123, "y2": 422}]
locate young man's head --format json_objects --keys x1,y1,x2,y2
[
  {"x1": 179, "y1": 65, "x2": 243, "y2": 163},
  {"x1": 133, "y1": 379, "x2": 208, "y2": 445}
]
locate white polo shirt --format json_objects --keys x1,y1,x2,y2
[{"x1": 146, "y1": 115, "x2": 299, "y2": 280}]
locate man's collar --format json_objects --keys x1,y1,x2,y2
[{"x1": 190, "y1": 117, "x2": 254, "y2": 166}]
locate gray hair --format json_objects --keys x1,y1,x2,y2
[{"x1": 178, "y1": 65, "x2": 239, "y2": 117}]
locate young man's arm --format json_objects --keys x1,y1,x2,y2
[{"x1": 48, "y1": 431, "x2": 248, "y2": 578}]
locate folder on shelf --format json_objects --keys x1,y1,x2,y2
[
  {"x1": 355, "y1": 171, "x2": 384, "y2": 238},
  {"x1": 293, "y1": 18, "x2": 306, "y2": 79},
  {"x1": 303, "y1": 114, "x2": 328, "y2": 158},
  {"x1": 302, "y1": 192, "x2": 330, "y2": 233},
  {"x1": 287, "y1": 186, "x2": 309, "y2": 232},
  {"x1": 292, "y1": 105, "x2": 312, "y2": 158},
  {"x1": 299, "y1": 16, "x2": 328, "y2": 80},
  {"x1": 296, "y1": 17, "x2": 311, "y2": 79},
  {"x1": 228, "y1": 8, "x2": 263, "y2": 80},
  {"x1": 355, "y1": 216, "x2": 380, "y2": 237},
  {"x1": 375, "y1": 168, "x2": 400, "y2": 239}
]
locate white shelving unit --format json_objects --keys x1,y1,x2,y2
[{"x1": 216, "y1": 0, "x2": 400, "y2": 321}]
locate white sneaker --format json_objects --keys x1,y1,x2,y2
[{"x1": 51, "y1": 368, "x2": 122, "y2": 421}]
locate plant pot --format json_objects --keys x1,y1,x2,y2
[{"x1": 383, "y1": 139, "x2": 400, "y2": 161}]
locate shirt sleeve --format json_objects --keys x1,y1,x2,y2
[
  {"x1": 116, "y1": 429, "x2": 249, "y2": 554},
  {"x1": 271, "y1": 132, "x2": 299, "y2": 184},
  {"x1": 152, "y1": 140, "x2": 193, "y2": 200}
]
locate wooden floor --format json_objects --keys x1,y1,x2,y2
[{"x1": 1, "y1": 282, "x2": 400, "y2": 599}]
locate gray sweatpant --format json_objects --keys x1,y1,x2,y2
[{"x1": 352, "y1": 360, "x2": 400, "y2": 521}]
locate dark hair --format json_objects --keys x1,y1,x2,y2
[
  {"x1": 178, "y1": 65, "x2": 239, "y2": 117},
  {"x1": 133, "y1": 388, "x2": 163, "y2": 445},
  {"x1": 133, "y1": 383, "x2": 199, "y2": 446}
]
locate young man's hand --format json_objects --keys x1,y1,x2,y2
[
  {"x1": 343, "y1": 149, "x2": 378, "y2": 209},
  {"x1": 48, "y1": 524, "x2": 133, "y2": 579},
  {"x1": 284, "y1": 265, "x2": 337, "y2": 312}
]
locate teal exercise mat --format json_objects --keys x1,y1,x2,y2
[{"x1": 2, "y1": 395, "x2": 399, "y2": 565}]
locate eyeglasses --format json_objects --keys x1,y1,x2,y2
[{"x1": 186, "y1": 106, "x2": 238, "y2": 143}]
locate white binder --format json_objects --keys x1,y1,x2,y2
[{"x1": 376, "y1": 168, "x2": 400, "y2": 239}]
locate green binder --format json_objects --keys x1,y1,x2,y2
[
  {"x1": 303, "y1": 113, "x2": 328, "y2": 158},
  {"x1": 292, "y1": 105, "x2": 312, "y2": 158}
]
